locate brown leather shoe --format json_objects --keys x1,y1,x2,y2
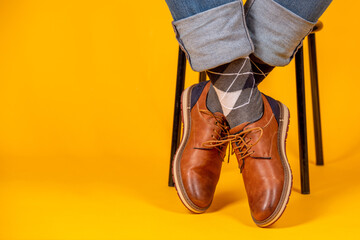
[
  {"x1": 228, "y1": 94, "x2": 292, "y2": 227},
  {"x1": 172, "y1": 81, "x2": 229, "y2": 213}
]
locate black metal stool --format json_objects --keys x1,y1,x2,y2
[{"x1": 168, "y1": 21, "x2": 324, "y2": 194}]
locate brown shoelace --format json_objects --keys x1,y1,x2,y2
[
  {"x1": 203, "y1": 126, "x2": 263, "y2": 172},
  {"x1": 195, "y1": 110, "x2": 230, "y2": 153}
]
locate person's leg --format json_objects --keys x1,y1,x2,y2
[
  {"x1": 245, "y1": 0, "x2": 332, "y2": 83},
  {"x1": 165, "y1": 0, "x2": 258, "y2": 212},
  {"x1": 206, "y1": 58, "x2": 263, "y2": 128},
  {"x1": 165, "y1": 0, "x2": 235, "y2": 21},
  {"x1": 165, "y1": 0, "x2": 253, "y2": 71},
  {"x1": 224, "y1": 0, "x2": 333, "y2": 227},
  {"x1": 273, "y1": 0, "x2": 332, "y2": 23},
  {"x1": 166, "y1": 0, "x2": 263, "y2": 128}
]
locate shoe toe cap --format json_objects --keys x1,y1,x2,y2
[
  {"x1": 183, "y1": 168, "x2": 219, "y2": 209},
  {"x1": 248, "y1": 183, "x2": 283, "y2": 222}
]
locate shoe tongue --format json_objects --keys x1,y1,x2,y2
[{"x1": 229, "y1": 122, "x2": 249, "y2": 134}]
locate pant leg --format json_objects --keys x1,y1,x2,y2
[
  {"x1": 165, "y1": 0, "x2": 235, "y2": 21},
  {"x1": 165, "y1": 0, "x2": 254, "y2": 72},
  {"x1": 274, "y1": 0, "x2": 332, "y2": 23},
  {"x1": 244, "y1": 0, "x2": 332, "y2": 66}
]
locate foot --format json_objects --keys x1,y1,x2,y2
[
  {"x1": 228, "y1": 94, "x2": 292, "y2": 227},
  {"x1": 172, "y1": 81, "x2": 230, "y2": 213}
]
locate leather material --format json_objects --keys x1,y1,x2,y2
[
  {"x1": 190, "y1": 80, "x2": 208, "y2": 110},
  {"x1": 230, "y1": 94, "x2": 285, "y2": 222},
  {"x1": 180, "y1": 82, "x2": 228, "y2": 209}
]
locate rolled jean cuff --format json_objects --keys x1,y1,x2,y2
[
  {"x1": 172, "y1": 0, "x2": 254, "y2": 72},
  {"x1": 245, "y1": 0, "x2": 316, "y2": 66}
]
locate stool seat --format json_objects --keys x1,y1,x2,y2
[{"x1": 312, "y1": 21, "x2": 323, "y2": 33}]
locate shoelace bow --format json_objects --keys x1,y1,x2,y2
[{"x1": 202, "y1": 125, "x2": 263, "y2": 173}]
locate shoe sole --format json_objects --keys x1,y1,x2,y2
[
  {"x1": 172, "y1": 85, "x2": 208, "y2": 214},
  {"x1": 253, "y1": 101, "x2": 293, "y2": 227}
]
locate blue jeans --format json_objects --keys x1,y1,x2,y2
[{"x1": 165, "y1": 0, "x2": 332, "y2": 71}]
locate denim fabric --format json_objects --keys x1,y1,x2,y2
[
  {"x1": 172, "y1": 1, "x2": 254, "y2": 72},
  {"x1": 274, "y1": 0, "x2": 332, "y2": 22},
  {"x1": 165, "y1": 0, "x2": 236, "y2": 21},
  {"x1": 244, "y1": 0, "x2": 317, "y2": 66},
  {"x1": 165, "y1": 0, "x2": 332, "y2": 69}
]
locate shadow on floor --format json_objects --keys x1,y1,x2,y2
[{"x1": 129, "y1": 148, "x2": 360, "y2": 228}]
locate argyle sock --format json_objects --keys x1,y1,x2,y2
[
  {"x1": 206, "y1": 57, "x2": 263, "y2": 129},
  {"x1": 250, "y1": 54, "x2": 275, "y2": 85}
]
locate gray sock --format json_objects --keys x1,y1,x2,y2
[
  {"x1": 206, "y1": 58, "x2": 263, "y2": 129},
  {"x1": 206, "y1": 84, "x2": 223, "y2": 114}
]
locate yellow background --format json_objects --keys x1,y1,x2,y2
[{"x1": 0, "y1": 0, "x2": 359, "y2": 239}]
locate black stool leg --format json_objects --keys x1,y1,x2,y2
[
  {"x1": 308, "y1": 33, "x2": 324, "y2": 166},
  {"x1": 199, "y1": 72, "x2": 207, "y2": 82},
  {"x1": 295, "y1": 46, "x2": 310, "y2": 194},
  {"x1": 168, "y1": 47, "x2": 187, "y2": 187}
]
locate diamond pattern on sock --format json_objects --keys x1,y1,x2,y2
[{"x1": 206, "y1": 58, "x2": 264, "y2": 128}]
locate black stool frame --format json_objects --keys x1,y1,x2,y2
[{"x1": 168, "y1": 25, "x2": 324, "y2": 195}]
